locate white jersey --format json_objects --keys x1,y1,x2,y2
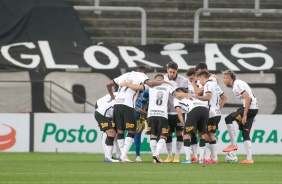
[
  {"x1": 187, "y1": 80, "x2": 196, "y2": 95},
  {"x1": 147, "y1": 84, "x2": 176, "y2": 119},
  {"x1": 113, "y1": 71, "x2": 149, "y2": 108},
  {"x1": 174, "y1": 98, "x2": 189, "y2": 113},
  {"x1": 96, "y1": 92, "x2": 118, "y2": 108},
  {"x1": 164, "y1": 74, "x2": 188, "y2": 115},
  {"x1": 197, "y1": 76, "x2": 217, "y2": 88},
  {"x1": 203, "y1": 80, "x2": 224, "y2": 118},
  {"x1": 175, "y1": 97, "x2": 208, "y2": 113},
  {"x1": 232, "y1": 79, "x2": 259, "y2": 109},
  {"x1": 96, "y1": 100, "x2": 115, "y2": 118}
]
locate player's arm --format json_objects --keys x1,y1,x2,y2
[
  {"x1": 120, "y1": 81, "x2": 145, "y2": 90},
  {"x1": 106, "y1": 80, "x2": 116, "y2": 100},
  {"x1": 241, "y1": 91, "x2": 251, "y2": 125},
  {"x1": 144, "y1": 80, "x2": 172, "y2": 87},
  {"x1": 175, "y1": 106, "x2": 185, "y2": 127},
  {"x1": 195, "y1": 92, "x2": 211, "y2": 101},
  {"x1": 193, "y1": 84, "x2": 204, "y2": 96},
  {"x1": 220, "y1": 93, "x2": 227, "y2": 109},
  {"x1": 173, "y1": 91, "x2": 192, "y2": 99}
]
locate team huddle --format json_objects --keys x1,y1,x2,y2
[{"x1": 95, "y1": 62, "x2": 259, "y2": 164}]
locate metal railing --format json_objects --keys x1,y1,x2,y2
[
  {"x1": 74, "y1": 5, "x2": 147, "y2": 45},
  {"x1": 0, "y1": 80, "x2": 95, "y2": 113},
  {"x1": 194, "y1": 0, "x2": 282, "y2": 43}
]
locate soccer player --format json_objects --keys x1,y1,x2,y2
[
  {"x1": 134, "y1": 90, "x2": 149, "y2": 162},
  {"x1": 173, "y1": 88, "x2": 209, "y2": 164},
  {"x1": 95, "y1": 92, "x2": 121, "y2": 162},
  {"x1": 185, "y1": 67, "x2": 199, "y2": 163},
  {"x1": 193, "y1": 62, "x2": 219, "y2": 161},
  {"x1": 195, "y1": 70, "x2": 227, "y2": 163},
  {"x1": 164, "y1": 61, "x2": 188, "y2": 163},
  {"x1": 106, "y1": 66, "x2": 170, "y2": 162},
  {"x1": 222, "y1": 70, "x2": 259, "y2": 164},
  {"x1": 94, "y1": 100, "x2": 119, "y2": 162}
]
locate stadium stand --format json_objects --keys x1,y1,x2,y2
[{"x1": 63, "y1": 0, "x2": 282, "y2": 45}]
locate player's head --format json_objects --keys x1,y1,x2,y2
[
  {"x1": 195, "y1": 62, "x2": 208, "y2": 75},
  {"x1": 197, "y1": 70, "x2": 210, "y2": 86},
  {"x1": 186, "y1": 67, "x2": 196, "y2": 83},
  {"x1": 166, "y1": 61, "x2": 178, "y2": 80},
  {"x1": 176, "y1": 87, "x2": 188, "y2": 93},
  {"x1": 154, "y1": 74, "x2": 164, "y2": 81},
  {"x1": 137, "y1": 65, "x2": 147, "y2": 74},
  {"x1": 222, "y1": 69, "x2": 236, "y2": 87}
]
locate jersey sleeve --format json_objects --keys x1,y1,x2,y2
[{"x1": 113, "y1": 73, "x2": 127, "y2": 85}]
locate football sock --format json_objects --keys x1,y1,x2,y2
[
  {"x1": 175, "y1": 136, "x2": 183, "y2": 158},
  {"x1": 134, "y1": 132, "x2": 142, "y2": 157},
  {"x1": 120, "y1": 136, "x2": 134, "y2": 158},
  {"x1": 102, "y1": 132, "x2": 107, "y2": 158},
  {"x1": 227, "y1": 124, "x2": 237, "y2": 146},
  {"x1": 105, "y1": 136, "x2": 114, "y2": 159},
  {"x1": 199, "y1": 139, "x2": 205, "y2": 161},
  {"x1": 114, "y1": 135, "x2": 121, "y2": 158},
  {"x1": 150, "y1": 138, "x2": 157, "y2": 155},
  {"x1": 204, "y1": 141, "x2": 211, "y2": 160},
  {"x1": 166, "y1": 136, "x2": 173, "y2": 158},
  {"x1": 209, "y1": 140, "x2": 217, "y2": 160},
  {"x1": 117, "y1": 133, "x2": 125, "y2": 153},
  {"x1": 155, "y1": 138, "x2": 166, "y2": 156},
  {"x1": 191, "y1": 144, "x2": 198, "y2": 158},
  {"x1": 183, "y1": 139, "x2": 191, "y2": 160},
  {"x1": 244, "y1": 140, "x2": 252, "y2": 160}
]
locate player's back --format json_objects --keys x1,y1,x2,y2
[
  {"x1": 114, "y1": 71, "x2": 148, "y2": 108},
  {"x1": 147, "y1": 83, "x2": 175, "y2": 119}
]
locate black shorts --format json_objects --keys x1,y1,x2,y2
[
  {"x1": 228, "y1": 107, "x2": 258, "y2": 131},
  {"x1": 94, "y1": 111, "x2": 115, "y2": 131},
  {"x1": 113, "y1": 104, "x2": 136, "y2": 131},
  {"x1": 146, "y1": 116, "x2": 169, "y2": 137},
  {"x1": 184, "y1": 106, "x2": 209, "y2": 134},
  {"x1": 167, "y1": 113, "x2": 185, "y2": 133},
  {"x1": 207, "y1": 116, "x2": 221, "y2": 133}
]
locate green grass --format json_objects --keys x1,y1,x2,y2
[{"x1": 0, "y1": 153, "x2": 282, "y2": 184}]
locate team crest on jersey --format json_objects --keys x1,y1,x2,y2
[
  {"x1": 101, "y1": 122, "x2": 109, "y2": 128},
  {"x1": 147, "y1": 127, "x2": 151, "y2": 131},
  {"x1": 126, "y1": 123, "x2": 135, "y2": 129},
  {"x1": 185, "y1": 126, "x2": 194, "y2": 132}
]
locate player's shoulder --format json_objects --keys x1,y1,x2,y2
[{"x1": 176, "y1": 74, "x2": 188, "y2": 81}]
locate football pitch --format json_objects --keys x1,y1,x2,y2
[{"x1": 0, "y1": 153, "x2": 282, "y2": 184}]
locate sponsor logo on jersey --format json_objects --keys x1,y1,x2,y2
[
  {"x1": 101, "y1": 122, "x2": 109, "y2": 129},
  {"x1": 126, "y1": 123, "x2": 135, "y2": 129},
  {"x1": 162, "y1": 128, "x2": 168, "y2": 134},
  {"x1": 185, "y1": 126, "x2": 194, "y2": 132},
  {"x1": 208, "y1": 125, "x2": 217, "y2": 131},
  {"x1": 236, "y1": 115, "x2": 242, "y2": 121}
]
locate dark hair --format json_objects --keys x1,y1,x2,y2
[
  {"x1": 186, "y1": 67, "x2": 196, "y2": 76},
  {"x1": 154, "y1": 73, "x2": 164, "y2": 79},
  {"x1": 222, "y1": 70, "x2": 236, "y2": 80},
  {"x1": 137, "y1": 65, "x2": 147, "y2": 73},
  {"x1": 166, "y1": 61, "x2": 178, "y2": 70},
  {"x1": 176, "y1": 87, "x2": 188, "y2": 93},
  {"x1": 197, "y1": 70, "x2": 210, "y2": 78},
  {"x1": 195, "y1": 62, "x2": 207, "y2": 71}
]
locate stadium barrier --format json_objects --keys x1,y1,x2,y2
[{"x1": 0, "y1": 113, "x2": 281, "y2": 154}]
